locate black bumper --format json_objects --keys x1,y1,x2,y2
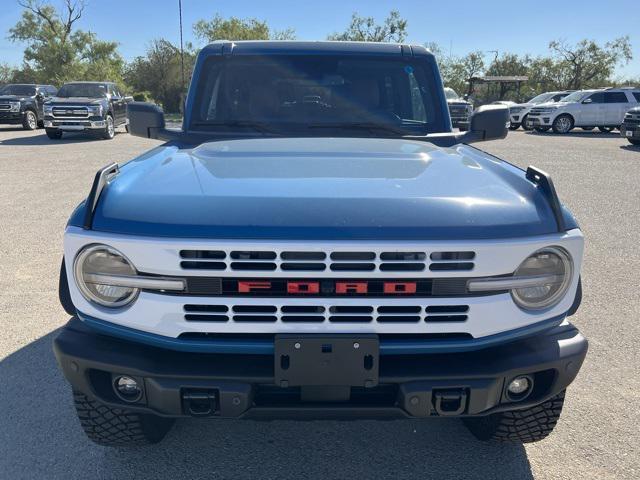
[
  {"x1": 620, "y1": 124, "x2": 640, "y2": 138},
  {"x1": 53, "y1": 317, "x2": 587, "y2": 420},
  {"x1": 0, "y1": 112, "x2": 23, "y2": 124}
]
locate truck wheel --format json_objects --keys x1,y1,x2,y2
[
  {"x1": 46, "y1": 128, "x2": 63, "y2": 140},
  {"x1": 102, "y1": 114, "x2": 115, "y2": 140},
  {"x1": 22, "y1": 110, "x2": 38, "y2": 130},
  {"x1": 73, "y1": 391, "x2": 174, "y2": 446},
  {"x1": 463, "y1": 390, "x2": 565, "y2": 443},
  {"x1": 521, "y1": 115, "x2": 533, "y2": 131},
  {"x1": 552, "y1": 115, "x2": 573, "y2": 134}
]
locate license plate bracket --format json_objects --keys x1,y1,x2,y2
[{"x1": 274, "y1": 335, "x2": 379, "y2": 388}]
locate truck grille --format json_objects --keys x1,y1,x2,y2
[
  {"x1": 179, "y1": 249, "x2": 476, "y2": 273},
  {"x1": 0, "y1": 103, "x2": 11, "y2": 111},
  {"x1": 184, "y1": 304, "x2": 469, "y2": 323},
  {"x1": 52, "y1": 106, "x2": 89, "y2": 118}
]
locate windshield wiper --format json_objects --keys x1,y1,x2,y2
[
  {"x1": 192, "y1": 120, "x2": 280, "y2": 134},
  {"x1": 307, "y1": 122, "x2": 409, "y2": 136}
]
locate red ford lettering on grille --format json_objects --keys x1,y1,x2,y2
[
  {"x1": 238, "y1": 281, "x2": 272, "y2": 293},
  {"x1": 383, "y1": 282, "x2": 417, "y2": 294},
  {"x1": 287, "y1": 281, "x2": 320, "y2": 294},
  {"x1": 335, "y1": 282, "x2": 368, "y2": 294}
]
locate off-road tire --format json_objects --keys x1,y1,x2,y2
[
  {"x1": 521, "y1": 115, "x2": 533, "y2": 131},
  {"x1": 552, "y1": 114, "x2": 573, "y2": 134},
  {"x1": 73, "y1": 390, "x2": 174, "y2": 446},
  {"x1": 22, "y1": 110, "x2": 38, "y2": 130},
  {"x1": 102, "y1": 114, "x2": 115, "y2": 140},
  {"x1": 45, "y1": 128, "x2": 62, "y2": 140},
  {"x1": 463, "y1": 390, "x2": 565, "y2": 443}
]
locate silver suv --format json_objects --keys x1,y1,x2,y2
[
  {"x1": 509, "y1": 91, "x2": 573, "y2": 130},
  {"x1": 526, "y1": 87, "x2": 640, "y2": 134}
]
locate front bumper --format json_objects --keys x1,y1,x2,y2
[
  {"x1": 44, "y1": 117, "x2": 106, "y2": 131},
  {"x1": 0, "y1": 111, "x2": 24, "y2": 124},
  {"x1": 526, "y1": 116, "x2": 552, "y2": 127},
  {"x1": 620, "y1": 123, "x2": 640, "y2": 139},
  {"x1": 54, "y1": 317, "x2": 587, "y2": 419}
]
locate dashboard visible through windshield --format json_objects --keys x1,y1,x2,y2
[{"x1": 190, "y1": 55, "x2": 445, "y2": 136}]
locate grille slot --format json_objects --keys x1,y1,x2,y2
[
  {"x1": 425, "y1": 305, "x2": 469, "y2": 322},
  {"x1": 232, "y1": 305, "x2": 277, "y2": 313},
  {"x1": 233, "y1": 315, "x2": 277, "y2": 322},
  {"x1": 183, "y1": 304, "x2": 229, "y2": 322},
  {"x1": 330, "y1": 263, "x2": 376, "y2": 271},
  {"x1": 377, "y1": 306, "x2": 421, "y2": 314},
  {"x1": 281, "y1": 252, "x2": 326, "y2": 260},
  {"x1": 281, "y1": 306, "x2": 325, "y2": 313},
  {"x1": 430, "y1": 251, "x2": 475, "y2": 272},
  {"x1": 181, "y1": 250, "x2": 226, "y2": 259},
  {"x1": 281, "y1": 262, "x2": 326, "y2": 271},
  {"x1": 231, "y1": 251, "x2": 276, "y2": 260},
  {"x1": 231, "y1": 262, "x2": 277, "y2": 271},
  {"x1": 377, "y1": 315, "x2": 421, "y2": 323},
  {"x1": 329, "y1": 315, "x2": 373, "y2": 323}
]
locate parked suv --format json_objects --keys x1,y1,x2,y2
[
  {"x1": 444, "y1": 87, "x2": 473, "y2": 130},
  {"x1": 44, "y1": 81, "x2": 131, "y2": 140},
  {"x1": 0, "y1": 83, "x2": 57, "y2": 130},
  {"x1": 527, "y1": 87, "x2": 640, "y2": 133},
  {"x1": 508, "y1": 91, "x2": 572, "y2": 130},
  {"x1": 620, "y1": 106, "x2": 640, "y2": 145},
  {"x1": 54, "y1": 41, "x2": 587, "y2": 447}
]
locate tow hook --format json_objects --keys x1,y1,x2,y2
[
  {"x1": 433, "y1": 389, "x2": 467, "y2": 416},
  {"x1": 182, "y1": 389, "x2": 218, "y2": 417}
]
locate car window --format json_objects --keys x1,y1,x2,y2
[
  {"x1": 632, "y1": 92, "x2": 640, "y2": 102},
  {"x1": 586, "y1": 92, "x2": 604, "y2": 104},
  {"x1": 604, "y1": 92, "x2": 628, "y2": 103},
  {"x1": 552, "y1": 94, "x2": 566, "y2": 102},
  {"x1": 48, "y1": 86, "x2": 58, "y2": 96}
]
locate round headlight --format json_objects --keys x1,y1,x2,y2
[
  {"x1": 74, "y1": 244, "x2": 139, "y2": 308},
  {"x1": 511, "y1": 247, "x2": 573, "y2": 311}
]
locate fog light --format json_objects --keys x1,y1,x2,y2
[
  {"x1": 507, "y1": 376, "x2": 532, "y2": 399},
  {"x1": 114, "y1": 375, "x2": 142, "y2": 402}
]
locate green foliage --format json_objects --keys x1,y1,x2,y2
[
  {"x1": 0, "y1": 63, "x2": 16, "y2": 84},
  {"x1": 328, "y1": 10, "x2": 407, "y2": 42},
  {"x1": 124, "y1": 39, "x2": 196, "y2": 113},
  {"x1": 193, "y1": 15, "x2": 295, "y2": 42},
  {"x1": 8, "y1": 0, "x2": 124, "y2": 86}
]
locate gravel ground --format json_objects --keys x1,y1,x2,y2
[{"x1": 0, "y1": 126, "x2": 638, "y2": 479}]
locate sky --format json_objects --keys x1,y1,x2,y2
[{"x1": 0, "y1": 0, "x2": 638, "y2": 78}]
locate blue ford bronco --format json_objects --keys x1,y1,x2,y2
[{"x1": 54, "y1": 41, "x2": 587, "y2": 446}]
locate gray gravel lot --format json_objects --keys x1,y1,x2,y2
[{"x1": 0, "y1": 126, "x2": 638, "y2": 479}]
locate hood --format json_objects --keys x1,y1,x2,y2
[
  {"x1": 512, "y1": 102, "x2": 534, "y2": 108},
  {"x1": 49, "y1": 97, "x2": 104, "y2": 105},
  {"x1": 0, "y1": 95, "x2": 30, "y2": 102},
  {"x1": 80, "y1": 137, "x2": 568, "y2": 240}
]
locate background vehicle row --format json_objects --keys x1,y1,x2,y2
[{"x1": 0, "y1": 83, "x2": 57, "y2": 130}]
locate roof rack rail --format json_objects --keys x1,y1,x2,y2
[
  {"x1": 525, "y1": 166, "x2": 566, "y2": 232},
  {"x1": 83, "y1": 162, "x2": 119, "y2": 230}
]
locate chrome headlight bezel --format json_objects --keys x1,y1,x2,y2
[
  {"x1": 88, "y1": 104, "x2": 103, "y2": 116},
  {"x1": 73, "y1": 244, "x2": 139, "y2": 308},
  {"x1": 510, "y1": 247, "x2": 573, "y2": 311},
  {"x1": 9, "y1": 101, "x2": 20, "y2": 112}
]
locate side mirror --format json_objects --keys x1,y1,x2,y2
[
  {"x1": 582, "y1": 98, "x2": 592, "y2": 104},
  {"x1": 465, "y1": 104, "x2": 509, "y2": 142},
  {"x1": 127, "y1": 102, "x2": 181, "y2": 141}
]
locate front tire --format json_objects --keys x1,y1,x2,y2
[
  {"x1": 102, "y1": 114, "x2": 115, "y2": 140},
  {"x1": 552, "y1": 114, "x2": 573, "y2": 134},
  {"x1": 463, "y1": 390, "x2": 565, "y2": 443},
  {"x1": 521, "y1": 115, "x2": 533, "y2": 131},
  {"x1": 73, "y1": 391, "x2": 174, "y2": 446},
  {"x1": 45, "y1": 128, "x2": 62, "y2": 140},
  {"x1": 22, "y1": 110, "x2": 38, "y2": 130}
]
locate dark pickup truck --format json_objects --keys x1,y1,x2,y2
[
  {"x1": 0, "y1": 84, "x2": 57, "y2": 130},
  {"x1": 44, "y1": 81, "x2": 131, "y2": 140}
]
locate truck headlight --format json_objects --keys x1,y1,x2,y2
[
  {"x1": 88, "y1": 105, "x2": 103, "y2": 116},
  {"x1": 511, "y1": 247, "x2": 573, "y2": 311},
  {"x1": 9, "y1": 101, "x2": 20, "y2": 112},
  {"x1": 44, "y1": 105, "x2": 53, "y2": 115},
  {"x1": 74, "y1": 244, "x2": 139, "y2": 308}
]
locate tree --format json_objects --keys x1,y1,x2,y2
[
  {"x1": 0, "y1": 64, "x2": 15, "y2": 84},
  {"x1": 328, "y1": 10, "x2": 407, "y2": 42},
  {"x1": 124, "y1": 39, "x2": 196, "y2": 113},
  {"x1": 193, "y1": 15, "x2": 295, "y2": 42},
  {"x1": 9, "y1": 0, "x2": 124, "y2": 85},
  {"x1": 548, "y1": 37, "x2": 632, "y2": 89}
]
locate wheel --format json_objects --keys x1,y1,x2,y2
[
  {"x1": 45, "y1": 128, "x2": 62, "y2": 140},
  {"x1": 508, "y1": 123, "x2": 520, "y2": 131},
  {"x1": 463, "y1": 390, "x2": 565, "y2": 443},
  {"x1": 521, "y1": 115, "x2": 533, "y2": 131},
  {"x1": 73, "y1": 391, "x2": 174, "y2": 446},
  {"x1": 102, "y1": 114, "x2": 115, "y2": 140},
  {"x1": 22, "y1": 110, "x2": 38, "y2": 130},
  {"x1": 552, "y1": 114, "x2": 573, "y2": 134},
  {"x1": 628, "y1": 139, "x2": 640, "y2": 146},
  {"x1": 598, "y1": 126, "x2": 615, "y2": 133},
  {"x1": 534, "y1": 127, "x2": 550, "y2": 133},
  {"x1": 581, "y1": 126, "x2": 595, "y2": 131}
]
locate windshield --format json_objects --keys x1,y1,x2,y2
[
  {"x1": 0, "y1": 85, "x2": 35, "y2": 96},
  {"x1": 190, "y1": 55, "x2": 445, "y2": 135},
  {"x1": 527, "y1": 93, "x2": 553, "y2": 104},
  {"x1": 57, "y1": 83, "x2": 107, "y2": 98},
  {"x1": 444, "y1": 87, "x2": 460, "y2": 100},
  {"x1": 560, "y1": 91, "x2": 593, "y2": 103}
]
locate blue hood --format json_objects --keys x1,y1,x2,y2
[{"x1": 74, "y1": 137, "x2": 575, "y2": 240}]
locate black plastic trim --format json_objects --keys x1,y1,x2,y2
[{"x1": 525, "y1": 166, "x2": 566, "y2": 232}]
